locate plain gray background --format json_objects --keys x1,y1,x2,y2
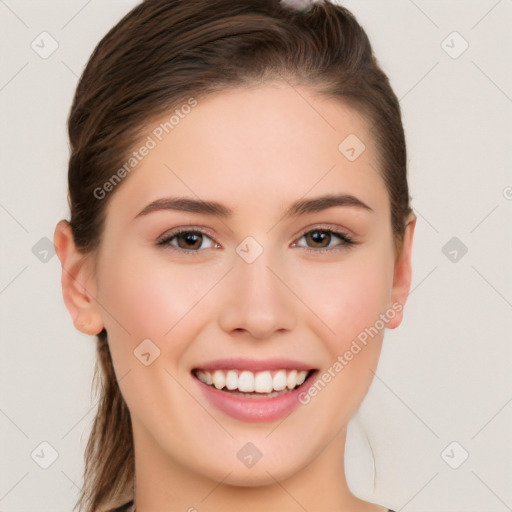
[{"x1": 1, "y1": 1, "x2": 511, "y2": 510}]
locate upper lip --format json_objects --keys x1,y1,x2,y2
[{"x1": 192, "y1": 358, "x2": 316, "y2": 372}]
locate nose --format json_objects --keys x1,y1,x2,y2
[{"x1": 217, "y1": 247, "x2": 297, "y2": 340}]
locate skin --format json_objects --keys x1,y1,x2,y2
[{"x1": 54, "y1": 82, "x2": 415, "y2": 512}]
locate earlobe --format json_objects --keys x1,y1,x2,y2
[
  {"x1": 53, "y1": 220, "x2": 104, "y2": 336},
  {"x1": 387, "y1": 214, "x2": 416, "y2": 329}
]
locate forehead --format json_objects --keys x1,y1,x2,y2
[{"x1": 105, "y1": 83, "x2": 389, "y2": 220}]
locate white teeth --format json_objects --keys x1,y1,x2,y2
[
  {"x1": 238, "y1": 371, "x2": 255, "y2": 392},
  {"x1": 254, "y1": 371, "x2": 273, "y2": 393},
  {"x1": 296, "y1": 370, "x2": 308, "y2": 385},
  {"x1": 272, "y1": 370, "x2": 287, "y2": 391},
  {"x1": 195, "y1": 368, "x2": 311, "y2": 393},
  {"x1": 196, "y1": 370, "x2": 212, "y2": 385},
  {"x1": 286, "y1": 369, "x2": 298, "y2": 390},
  {"x1": 225, "y1": 370, "x2": 238, "y2": 390},
  {"x1": 212, "y1": 370, "x2": 225, "y2": 390}
]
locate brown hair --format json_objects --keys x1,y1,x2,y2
[{"x1": 67, "y1": 1, "x2": 413, "y2": 510}]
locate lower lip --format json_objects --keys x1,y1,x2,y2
[{"x1": 192, "y1": 371, "x2": 317, "y2": 423}]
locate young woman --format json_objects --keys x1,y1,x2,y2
[{"x1": 54, "y1": 0, "x2": 415, "y2": 510}]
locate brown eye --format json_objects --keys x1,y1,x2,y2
[
  {"x1": 157, "y1": 230, "x2": 216, "y2": 252},
  {"x1": 304, "y1": 230, "x2": 332, "y2": 248},
  {"x1": 175, "y1": 232, "x2": 203, "y2": 250},
  {"x1": 294, "y1": 228, "x2": 354, "y2": 251}
]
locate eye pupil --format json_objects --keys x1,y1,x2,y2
[
  {"x1": 177, "y1": 232, "x2": 202, "y2": 249},
  {"x1": 307, "y1": 230, "x2": 330, "y2": 248}
]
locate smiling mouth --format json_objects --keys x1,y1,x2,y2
[{"x1": 191, "y1": 368, "x2": 316, "y2": 398}]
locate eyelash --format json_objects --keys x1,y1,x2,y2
[{"x1": 155, "y1": 225, "x2": 356, "y2": 255}]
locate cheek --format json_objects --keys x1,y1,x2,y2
[
  {"x1": 293, "y1": 245, "x2": 394, "y2": 353},
  {"x1": 294, "y1": 249, "x2": 394, "y2": 424},
  {"x1": 95, "y1": 246, "x2": 222, "y2": 363}
]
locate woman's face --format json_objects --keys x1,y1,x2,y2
[{"x1": 61, "y1": 83, "x2": 414, "y2": 488}]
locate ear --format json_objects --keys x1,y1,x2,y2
[
  {"x1": 386, "y1": 213, "x2": 416, "y2": 329},
  {"x1": 53, "y1": 220, "x2": 104, "y2": 336}
]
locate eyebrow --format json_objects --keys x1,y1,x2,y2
[{"x1": 133, "y1": 193, "x2": 373, "y2": 221}]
